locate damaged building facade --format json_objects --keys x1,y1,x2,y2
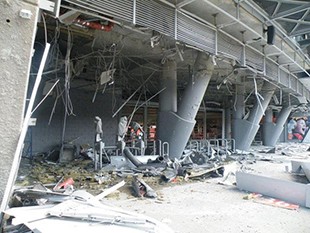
[{"x1": 2, "y1": 0, "x2": 310, "y2": 213}]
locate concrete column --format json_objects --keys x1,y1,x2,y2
[
  {"x1": 264, "y1": 108, "x2": 273, "y2": 123},
  {"x1": 232, "y1": 83, "x2": 245, "y2": 144},
  {"x1": 232, "y1": 84, "x2": 245, "y2": 120},
  {"x1": 159, "y1": 60, "x2": 177, "y2": 112},
  {"x1": 178, "y1": 53, "x2": 213, "y2": 121},
  {"x1": 263, "y1": 105, "x2": 293, "y2": 146},
  {"x1": 247, "y1": 82, "x2": 276, "y2": 125},
  {"x1": 157, "y1": 52, "x2": 214, "y2": 159},
  {"x1": 225, "y1": 107, "x2": 232, "y2": 139},
  {"x1": 234, "y1": 81, "x2": 276, "y2": 150},
  {"x1": 0, "y1": 1, "x2": 39, "y2": 204}
]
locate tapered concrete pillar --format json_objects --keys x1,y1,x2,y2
[
  {"x1": 0, "y1": 1, "x2": 39, "y2": 204},
  {"x1": 225, "y1": 107, "x2": 232, "y2": 139},
  {"x1": 156, "y1": 59, "x2": 177, "y2": 152},
  {"x1": 263, "y1": 105, "x2": 293, "y2": 146},
  {"x1": 264, "y1": 108, "x2": 274, "y2": 123},
  {"x1": 232, "y1": 82, "x2": 245, "y2": 145},
  {"x1": 159, "y1": 60, "x2": 177, "y2": 112},
  {"x1": 234, "y1": 81, "x2": 276, "y2": 150},
  {"x1": 232, "y1": 84, "x2": 245, "y2": 120},
  {"x1": 157, "y1": 52, "x2": 214, "y2": 159}
]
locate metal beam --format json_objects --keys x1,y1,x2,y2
[
  {"x1": 202, "y1": 0, "x2": 310, "y2": 78},
  {"x1": 290, "y1": 9, "x2": 310, "y2": 35},
  {"x1": 264, "y1": 0, "x2": 310, "y2": 3},
  {"x1": 277, "y1": 17, "x2": 310, "y2": 26},
  {"x1": 297, "y1": 38, "x2": 310, "y2": 48},
  {"x1": 271, "y1": 2, "x2": 281, "y2": 17},
  {"x1": 290, "y1": 28, "x2": 310, "y2": 37},
  {"x1": 271, "y1": 4, "x2": 310, "y2": 20},
  {"x1": 236, "y1": 171, "x2": 310, "y2": 208},
  {"x1": 243, "y1": 1, "x2": 310, "y2": 75},
  {"x1": 176, "y1": 0, "x2": 197, "y2": 8}
]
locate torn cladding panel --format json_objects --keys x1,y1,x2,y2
[
  {"x1": 3, "y1": 190, "x2": 173, "y2": 233},
  {"x1": 236, "y1": 171, "x2": 310, "y2": 208}
]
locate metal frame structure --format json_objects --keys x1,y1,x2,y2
[{"x1": 55, "y1": 0, "x2": 310, "y2": 100}]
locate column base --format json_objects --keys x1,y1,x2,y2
[{"x1": 232, "y1": 119, "x2": 260, "y2": 151}]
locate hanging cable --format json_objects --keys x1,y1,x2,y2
[
  {"x1": 127, "y1": 91, "x2": 143, "y2": 129},
  {"x1": 253, "y1": 76, "x2": 265, "y2": 115},
  {"x1": 41, "y1": 12, "x2": 48, "y2": 45},
  {"x1": 48, "y1": 85, "x2": 64, "y2": 125},
  {"x1": 244, "y1": 88, "x2": 255, "y2": 103},
  {"x1": 112, "y1": 71, "x2": 156, "y2": 118},
  {"x1": 31, "y1": 79, "x2": 60, "y2": 114},
  {"x1": 63, "y1": 29, "x2": 75, "y2": 116},
  {"x1": 132, "y1": 87, "x2": 166, "y2": 116},
  {"x1": 233, "y1": 87, "x2": 237, "y2": 112}
]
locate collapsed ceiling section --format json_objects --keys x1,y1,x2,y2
[{"x1": 39, "y1": 0, "x2": 310, "y2": 108}]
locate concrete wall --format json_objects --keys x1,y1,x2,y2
[
  {"x1": 31, "y1": 89, "x2": 120, "y2": 154},
  {"x1": 0, "y1": 0, "x2": 39, "y2": 203}
]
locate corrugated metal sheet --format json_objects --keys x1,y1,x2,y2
[
  {"x1": 245, "y1": 47, "x2": 264, "y2": 71},
  {"x1": 61, "y1": 0, "x2": 309, "y2": 98},
  {"x1": 136, "y1": 0, "x2": 175, "y2": 37},
  {"x1": 217, "y1": 32, "x2": 243, "y2": 61},
  {"x1": 279, "y1": 70, "x2": 290, "y2": 87},
  {"x1": 63, "y1": 0, "x2": 133, "y2": 22},
  {"x1": 177, "y1": 12, "x2": 216, "y2": 54}
]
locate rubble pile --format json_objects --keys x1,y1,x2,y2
[
  {"x1": 3, "y1": 141, "x2": 310, "y2": 232},
  {"x1": 12, "y1": 144, "x2": 234, "y2": 206}
]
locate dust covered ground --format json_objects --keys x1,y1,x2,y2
[
  {"x1": 14, "y1": 142, "x2": 310, "y2": 232},
  {"x1": 106, "y1": 143, "x2": 310, "y2": 233}
]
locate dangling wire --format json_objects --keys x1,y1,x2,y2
[
  {"x1": 253, "y1": 76, "x2": 265, "y2": 115},
  {"x1": 32, "y1": 79, "x2": 60, "y2": 114},
  {"x1": 48, "y1": 84, "x2": 64, "y2": 125},
  {"x1": 92, "y1": 56, "x2": 101, "y2": 103},
  {"x1": 127, "y1": 91, "x2": 143, "y2": 129},
  {"x1": 233, "y1": 87, "x2": 237, "y2": 112},
  {"x1": 244, "y1": 88, "x2": 255, "y2": 103},
  {"x1": 63, "y1": 29, "x2": 75, "y2": 116},
  {"x1": 41, "y1": 12, "x2": 48, "y2": 45}
]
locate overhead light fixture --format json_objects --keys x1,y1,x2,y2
[{"x1": 59, "y1": 10, "x2": 81, "y2": 25}]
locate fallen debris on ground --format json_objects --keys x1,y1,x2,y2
[{"x1": 2, "y1": 189, "x2": 174, "y2": 233}]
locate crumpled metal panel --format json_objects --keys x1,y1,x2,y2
[
  {"x1": 136, "y1": 0, "x2": 175, "y2": 38},
  {"x1": 177, "y1": 12, "x2": 216, "y2": 54},
  {"x1": 63, "y1": 0, "x2": 133, "y2": 22}
]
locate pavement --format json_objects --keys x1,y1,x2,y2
[{"x1": 106, "y1": 142, "x2": 310, "y2": 233}]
